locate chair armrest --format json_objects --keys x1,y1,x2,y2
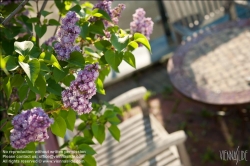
[
  {"x1": 124, "y1": 130, "x2": 187, "y2": 166},
  {"x1": 234, "y1": 0, "x2": 250, "y2": 8},
  {"x1": 109, "y1": 86, "x2": 147, "y2": 107}
]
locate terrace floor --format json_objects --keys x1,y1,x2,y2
[{"x1": 93, "y1": 61, "x2": 250, "y2": 166}]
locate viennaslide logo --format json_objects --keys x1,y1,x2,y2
[{"x1": 219, "y1": 146, "x2": 248, "y2": 165}]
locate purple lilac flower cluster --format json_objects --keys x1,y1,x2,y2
[
  {"x1": 91, "y1": 0, "x2": 112, "y2": 27},
  {"x1": 91, "y1": 0, "x2": 125, "y2": 27},
  {"x1": 54, "y1": 11, "x2": 81, "y2": 61},
  {"x1": 110, "y1": 4, "x2": 126, "y2": 25},
  {"x1": 10, "y1": 107, "x2": 54, "y2": 149},
  {"x1": 93, "y1": 0, "x2": 113, "y2": 17},
  {"x1": 130, "y1": 8, "x2": 154, "y2": 40},
  {"x1": 62, "y1": 64, "x2": 99, "y2": 115}
]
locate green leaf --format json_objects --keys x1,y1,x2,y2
[
  {"x1": 23, "y1": 101, "x2": 42, "y2": 110},
  {"x1": 20, "y1": 15, "x2": 33, "y2": 32},
  {"x1": 46, "y1": 79, "x2": 62, "y2": 96},
  {"x1": 14, "y1": 41, "x2": 34, "y2": 56},
  {"x1": 84, "y1": 47, "x2": 99, "y2": 58},
  {"x1": 29, "y1": 46, "x2": 41, "y2": 58},
  {"x1": 11, "y1": 74, "x2": 24, "y2": 87},
  {"x1": 94, "y1": 40, "x2": 111, "y2": 51},
  {"x1": 2, "y1": 121, "x2": 12, "y2": 142},
  {"x1": 94, "y1": 9, "x2": 112, "y2": 21},
  {"x1": 111, "y1": 34, "x2": 129, "y2": 52},
  {"x1": 79, "y1": 114, "x2": 89, "y2": 121},
  {"x1": 54, "y1": 0, "x2": 66, "y2": 15},
  {"x1": 128, "y1": 41, "x2": 138, "y2": 49},
  {"x1": 92, "y1": 13, "x2": 102, "y2": 17},
  {"x1": 19, "y1": 59, "x2": 40, "y2": 85},
  {"x1": 26, "y1": 73, "x2": 46, "y2": 99},
  {"x1": 67, "y1": 51, "x2": 85, "y2": 68},
  {"x1": 60, "y1": 109, "x2": 76, "y2": 131},
  {"x1": 3, "y1": 77, "x2": 12, "y2": 99},
  {"x1": 123, "y1": 51, "x2": 136, "y2": 68},
  {"x1": 48, "y1": 19, "x2": 60, "y2": 25},
  {"x1": 62, "y1": 74, "x2": 75, "y2": 86},
  {"x1": 39, "y1": 52, "x2": 62, "y2": 70},
  {"x1": 53, "y1": 67, "x2": 68, "y2": 82},
  {"x1": 108, "y1": 116, "x2": 121, "y2": 125},
  {"x1": 89, "y1": 20, "x2": 105, "y2": 36},
  {"x1": 2, "y1": 39, "x2": 14, "y2": 55},
  {"x1": 70, "y1": 5, "x2": 81, "y2": 13},
  {"x1": 35, "y1": 24, "x2": 47, "y2": 38},
  {"x1": 40, "y1": 62, "x2": 50, "y2": 71},
  {"x1": 18, "y1": 85, "x2": 29, "y2": 101},
  {"x1": 91, "y1": 122, "x2": 105, "y2": 144},
  {"x1": 104, "y1": 50, "x2": 123, "y2": 72},
  {"x1": 104, "y1": 110, "x2": 116, "y2": 119},
  {"x1": 0, "y1": 55, "x2": 6, "y2": 70},
  {"x1": 67, "y1": 109, "x2": 76, "y2": 131},
  {"x1": 78, "y1": 144, "x2": 96, "y2": 155},
  {"x1": 45, "y1": 98, "x2": 60, "y2": 109},
  {"x1": 83, "y1": 155, "x2": 97, "y2": 166},
  {"x1": 69, "y1": 136, "x2": 94, "y2": 149},
  {"x1": 80, "y1": 22, "x2": 89, "y2": 39},
  {"x1": 41, "y1": 10, "x2": 53, "y2": 17},
  {"x1": 64, "y1": 0, "x2": 72, "y2": 10},
  {"x1": 18, "y1": 55, "x2": 28, "y2": 62},
  {"x1": 99, "y1": 65, "x2": 110, "y2": 81},
  {"x1": 35, "y1": 74, "x2": 46, "y2": 98},
  {"x1": 83, "y1": 128, "x2": 93, "y2": 139},
  {"x1": 27, "y1": 17, "x2": 39, "y2": 23},
  {"x1": 51, "y1": 116, "x2": 67, "y2": 138},
  {"x1": 4, "y1": 56, "x2": 18, "y2": 71},
  {"x1": 108, "y1": 125, "x2": 120, "y2": 141},
  {"x1": 95, "y1": 78, "x2": 105, "y2": 95},
  {"x1": 107, "y1": 25, "x2": 119, "y2": 33},
  {"x1": 7, "y1": 102, "x2": 20, "y2": 115},
  {"x1": 134, "y1": 33, "x2": 151, "y2": 52}
]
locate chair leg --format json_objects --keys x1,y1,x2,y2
[
  {"x1": 173, "y1": 30, "x2": 182, "y2": 45},
  {"x1": 225, "y1": 1, "x2": 237, "y2": 21},
  {"x1": 177, "y1": 143, "x2": 192, "y2": 166}
]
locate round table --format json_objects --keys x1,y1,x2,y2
[{"x1": 167, "y1": 19, "x2": 250, "y2": 105}]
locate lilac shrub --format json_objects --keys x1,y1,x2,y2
[
  {"x1": 1, "y1": 0, "x2": 152, "y2": 161},
  {"x1": 62, "y1": 63, "x2": 99, "y2": 115},
  {"x1": 10, "y1": 107, "x2": 54, "y2": 149},
  {"x1": 130, "y1": 8, "x2": 154, "y2": 40},
  {"x1": 54, "y1": 11, "x2": 81, "y2": 61}
]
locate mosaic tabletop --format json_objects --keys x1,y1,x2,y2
[{"x1": 167, "y1": 19, "x2": 250, "y2": 105}]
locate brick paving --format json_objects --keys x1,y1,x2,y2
[{"x1": 94, "y1": 62, "x2": 171, "y2": 102}]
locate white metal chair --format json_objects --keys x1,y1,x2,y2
[
  {"x1": 91, "y1": 87, "x2": 192, "y2": 166},
  {"x1": 163, "y1": 1, "x2": 236, "y2": 43}
]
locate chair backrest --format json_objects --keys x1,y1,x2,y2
[
  {"x1": 93, "y1": 111, "x2": 190, "y2": 166},
  {"x1": 163, "y1": 1, "x2": 233, "y2": 30},
  {"x1": 92, "y1": 87, "x2": 191, "y2": 166}
]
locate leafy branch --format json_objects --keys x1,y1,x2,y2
[
  {"x1": 35, "y1": 0, "x2": 48, "y2": 46},
  {"x1": 1, "y1": 0, "x2": 29, "y2": 25},
  {"x1": 17, "y1": 88, "x2": 30, "y2": 113}
]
